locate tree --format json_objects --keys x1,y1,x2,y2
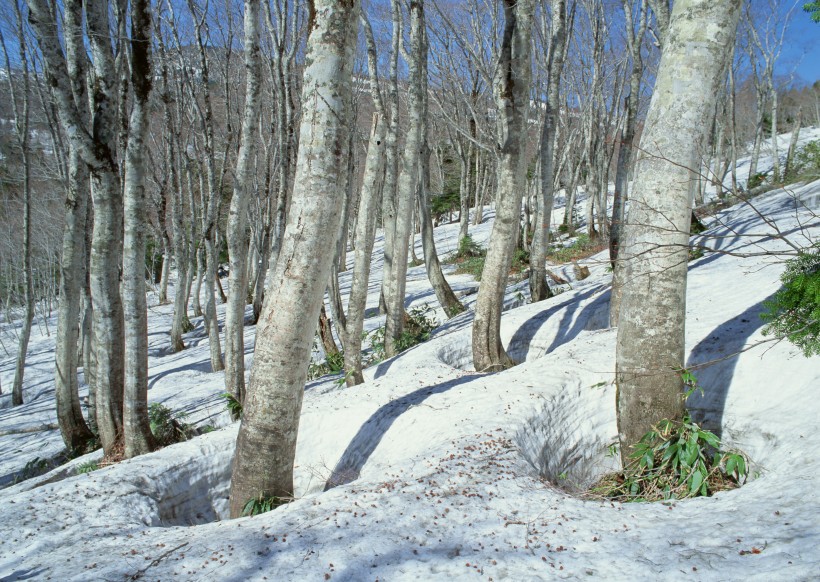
[
  {"x1": 28, "y1": 0, "x2": 127, "y2": 455},
  {"x1": 529, "y1": 0, "x2": 571, "y2": 303},
  {"x1": 615, "y1": 0, "x2": 741, "y2": 461},
  {"x1": 1, "y1": 1, "x2": 34, "y2": 407},
  {"x1": 224, "y1": 0, "x2": 263, "y2": 407},
  {"x1": 472, "y1": 0, "x2": 536, "y2": 372},
  {"x1": 229, "y1": 0, "x2": 359, "y2": 517},
  {"x1": 121, "y1": 0, "x2": 157, "y2": 459}
]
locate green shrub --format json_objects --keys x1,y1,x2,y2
[
  {"x1": 455, "y1": 235, "x2": 485, "y2": 259},
  {"x1": 241, "y1": 493, "x2": 290, "y2": 517},
  {"x1": 787, "y1": 139, "x2": 820, "y2": 183},
  {"x1": 593, "y1": 412, "x2": 748, "y2": 502},
  {"x1": 747, "y1": 171, "x2": 768, "y2": 190},
  {"x1": 307, "y1": 350, "x2": 346, "y2": 380},
  {"x1": 592, "y1": 371, "x2": 748, "y2": 502},
  {"x1": 149, "y1": 403, "x2": 193, "y2": 446},
  {"x1": 77, "y1": 460, "x2": 99, "y2": 474},
  {"x1": 761, "y1": 243, "x2": 820, "y2": 357},
  {"x1": 366, "y1": 304, "x2": 438, "y2": 363},
  {"x1": 221, "y1": 392, "x2": 243, "y2": 420},
  {"x1": 454, "y1": 255, "x2": 486, "y2": 280},
  {"x1": 548, "y1": 233, "x2": 604, "y2": 264}
]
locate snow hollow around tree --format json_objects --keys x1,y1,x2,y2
[{"x1": 1, "y1": 136, "x2": 819, "y2": 579}]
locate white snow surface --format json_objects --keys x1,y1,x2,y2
[{"x1": 0, "y1": 137, "x2": 819, "y2": 580}]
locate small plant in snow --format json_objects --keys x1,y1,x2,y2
[
  {"x1": 591, "y1": 372, "x2": 749, "y2": 502},
  {"x1": 241, "y1": 493, "x2": 290, "y2": 517},
  {"x1": 149, "y1": 403, "x2": 193, "y2": 446},
  {"x1": 77, "y1": 460, "x2": 99, "y2": 474},
  {"x1": 307, "y1": 350, "x2": 346, "y2": 381},
  {"x1": 221, "y1": 392, "x2": 243, "y2": 420}
]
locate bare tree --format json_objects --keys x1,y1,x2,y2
[
  {"x1": 530, "y1": 0, "x2": 571, "y2": 303},
  {"x1": 229, "y1": 0, "x2": 359, "y2": 517},
  {"x1": 472, "y1": 0, "x2": 536, "y2": 372},
  {"x1": 224, "y1": 0, "x2": 263, "y2": 407},
  {"x1": 28, "y1": 0, "x2": 127, "y2": 454},
  {"x1": 122, "y1": 0, "x2": 157, "y2": 458},
  {"x1": 615, "y1": 0, "x2": 741, "y2": 459},
  {"x1": 1, "y1": 1, "x2": 33, "y2": 407}
]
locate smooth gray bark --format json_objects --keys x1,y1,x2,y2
[
  {"x1": 122, "y1": 0, "x2": 156, "y2": 458},
  {"x1": 472, "y1": 0, "x2": 535, "y2": 373},
  {"x1": 615, "y1": 0, "x2": 741, "y2": 460},
  {"x1": 530, "y1": 0, "x2": 569, "y2": 303},
  {"x1": 385, "y1": 0, "x2": 425, "y2": 357},
  {"x1": 229, "y1": 0, "x2": 359, "y2": 517},
  {"x1": 225, "y1": 0, "x2": 263, "y2": 407}
]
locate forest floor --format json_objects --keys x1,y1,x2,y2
[{"x1": 0, "y1": 131, "x2": 819, "y2": 581}]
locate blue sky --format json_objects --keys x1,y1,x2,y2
[{"x1": 781, "y1": 5, "x2": 820, "y2": 85}]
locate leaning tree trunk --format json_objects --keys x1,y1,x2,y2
[
  {"x1": 229, "y1": 0, "x2": 359, "y2": 518},
  {"x1": 472, "y1": 0, "x2": 535, "y2": 373},
  {"x1": 616, "y1": 0, "x2": 740, "y2": 462},
  {"x1": 342, "y1": 11, "x2": 386, "y2": 387},
  {"x1": 224, "y1": 0, "x2": 263, "y2": 407},
  {"x1": 384, "y1": 0, "x2": 425, "y2": 358}
]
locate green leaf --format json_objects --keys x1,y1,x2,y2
[
  {"x1": 689, "y1": 470, "x2": 704, "y2": 495},
  {"x1": 725, "y1": 456, "x2": 737, "y2": 477}
]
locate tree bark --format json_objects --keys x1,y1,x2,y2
[
  {"x1": 472, "y1": 0, "x2": 535, "y2": 373},
  {"x1": 385, "y1": 0, "x2": 425, "y2": 358},
  {"x1": 225, "y1": 0, "x2": 263, "y2": 406},
  {"x1": 122, "y1": 0, "x2": 156, "y2": 458},
  {"x1": 615, "y1": 0, "x2": 740, "y2": 460},
  {"x1": 530, "y1": 0, "x2": 569, "y2": 303},
  {"x1": 229, "y1": 0, "x2": 359, "y2": 517}
]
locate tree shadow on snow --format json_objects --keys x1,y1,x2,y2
[
  {"x1": 685, "y1": 293, "x2": 775, "y2": 439},
  {"x1": 324, "y1": 374, "x2": 479, "y2": 491},
  {"x1": 506, "y1": 286, "x2": 606, "y2": 362}
]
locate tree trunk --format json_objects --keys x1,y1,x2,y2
[
  {"x1": 385, "y1": 0, "x2": 425, "y2": 358},
  {"x1": 224, "y1": 0, "x2": 263, "y2": 406},
  {"x1": 610, "y1": 0, "x2": 648, "y2": 327},
  {"x1": 229, "y1": 0, "x2": 359, "y2": 518},
  {"x1": 530, "y1": 0, "x2": 568, "y2": 303},
  {"x1": 616, "y1": 0, "x2": 740, "y2": 461},
  {"x1": 342, "y1": 13, "x2": 386, "y2": 386},
  {"x1": 472, "y1": 0, "x2": 535, "y2": 373},
  {"x1": 122, "y1": 0, "x2": 156, "y2": 459}
]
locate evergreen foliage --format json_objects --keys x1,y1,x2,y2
[{"x1": 762, "y1": 243, "x2": 820, "y2": 356}]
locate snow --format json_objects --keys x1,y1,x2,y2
[{"x1": 0, "y1": 133, "x2": 819, "y2": 581}]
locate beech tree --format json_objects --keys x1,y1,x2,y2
[
  {"x1": 615, "y1": 0, "x2": 741, "y2": 459},
  {"x1": 1, "y1": 2, "x2": 34, "y2": 407},
  {"x1": 229, "y1": 0, "x2": 359, "y2": 517},
  {"x1": 28, "y1": 0, "x2": 127, "y2": 454},
  {"x1": 121, "y1": 0, "x2": 157, "y2": 458},
  {"x1": 224, "y1": 0, "x2": 263, "y2": 407},
  {"x1": 472, "y1": 0, "x2": 536, "y2": 372}
]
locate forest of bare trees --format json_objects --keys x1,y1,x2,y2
[{"x1": 0, "y1": 0, "x2": 816, "y2": 513}]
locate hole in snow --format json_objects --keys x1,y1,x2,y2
[
  {"x1": 128, "y1": 433, "x2": 235, "y2": 527},
  {"x1": 515, "y1": 382, "x2": 619, "y2": 493},
  {"x1": 436, "y1": 341, "x2": 475, "y2": 372}
]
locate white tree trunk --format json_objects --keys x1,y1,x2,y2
[
  {"x1": 224, "y1": 0, "x2": 263, "y2": 407},
  {"x1": 385, "y1": 0, "x2": 426, "y2": 357},
  {"x1": 472, "y1": 0, "x2": 535, "y2": 373},
  {"x1": 122, "y1": 0, "x2": 156, "y2": 459},
  {"x1": 229, "y1": 0, "x2": 359, "y2": 517},
  {"x1": 615, "y1": 0, "x2": 740, "y2": 458}
]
